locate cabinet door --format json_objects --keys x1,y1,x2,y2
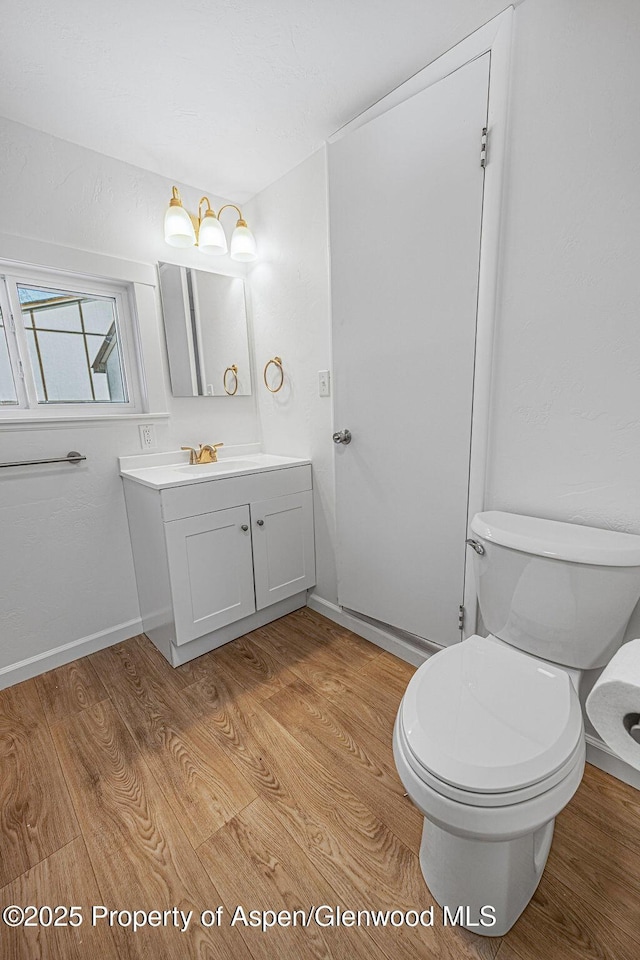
[
  {"x1": 165, "y1": 505, "x2": 255, "y2": 644},
  {"x1": 252, "y1": 491, "x2": 316, "y2": 610}
]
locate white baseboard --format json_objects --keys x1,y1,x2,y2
[
  {"x1": 0, "y1": 617, "x2": 143, "y2": 690},
  {"x1": 306, "y1": 595, "x2": 432, "y2": 667},
  {"x1": 585, "y1": 733, "x2": 640, "y2": 791}
]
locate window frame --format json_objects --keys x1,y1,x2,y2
[{"x1": 0, "y1": 264, "x2": 146, "y2": 420}]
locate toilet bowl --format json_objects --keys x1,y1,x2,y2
[
  {"x1": 394, "y1": 511, "x2": 640, "y2": 936},
  {"x1": 393, "y1": 634, "x2": 585, "y2": 936}
]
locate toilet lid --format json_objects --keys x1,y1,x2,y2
[{"x1": 401, "y1": 635, "x2": 583, "y2": 794}]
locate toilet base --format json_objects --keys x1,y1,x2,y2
[{"x1": 419, "y1": 815, "x2": 555, "y2": 937}]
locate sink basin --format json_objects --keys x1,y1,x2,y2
[
  {"x1": 119, "y1": 451, "x2": 311, "y2": 490},
  {"x1": 176, "y1": 459, "x2": 258, "y2": 476}
]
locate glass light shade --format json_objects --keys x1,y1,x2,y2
[
  {"x1": 198, "y1": 213, "x2": 228, "y2": 255},
  {"x1": 164, "y1": 203, "x2": 196, "y2": 248},
  {"x1": 230, "y1": 224, "x2": 257, "y2": 262}
]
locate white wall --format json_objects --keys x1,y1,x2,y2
[
  {"x1": 486, "y1": 0, "x2": 640, "y2": 641},
  {"x1": 2, "y1": 0, "x2": 640, "y2": 682},
  {"x1": 0, "y1": 117, "x2": 260, "y2": 679},
  {"x1": 243, "y1": 0, "x2": 640, "y2": 635},
  {"x1": 487, "y1": 0, "x2": 640, "y2": 533},
  {"x1": 245, "y1": 148, "x2": 338, "y2": 604}
]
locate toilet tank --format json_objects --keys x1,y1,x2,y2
[{"x1": 469, "y1": 511, "x2": 640, "y2": 670}]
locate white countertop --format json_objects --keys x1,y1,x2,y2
[{"x1": 119, "y1": 450, "x2": 311, "y2": 490}]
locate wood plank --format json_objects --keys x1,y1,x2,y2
[
  {"x1": 260, "y1": 614, "x2": 381, "y2": 677},
  {"x1": 288, "y1": 607, "x2": 383, "y2": 662},
  {"x1": 0, "y1": 838, "x2": 120, "y2": 960},
  {"x1": 4, "y1": 610, "x2": 640, "y2": 960},
  {"x1": 495, "y1": 942, "x2": 542, "y2": 960},
  {"x1": 144, "y1": 614, "x2": 413, "y2": 753},
  {"x1": 36, "y1": 656, "x2": 108, "y2": 724},
  {"x1": 561, "y1": 761, "x2": 640, "y2": 854},
  {"x1": 90, "y1": 637, "x2": 257, "y2": 848},
  {"x1": 201, "y1": 632, "x2": 299, "y2": 701},
  {"x1": 359, "y1": 650, "x2": 417, "y2": 697},
  {"x1": 262, "y1": 678, "x2": 422, "y2": 852},
  {"x1": 545, "y1": 802, "x2": 640, "y2": 948},
  {"x1": 182, "y1": 666, "x2": 427, "y2": 904},
  {"x1": 499, "y1": 866, "x2": 638, "y2": 960},
  {"x1": 181, "y1": 663, "x2": 495, "y2": 960},
  {"x1": 197, "y1": 796, "x2": 390, "y2": 960},
  {"x1": 50, "y1": 697, "x2": 255, "y2": 960},
  {"x1": 131, "y1": 632, "x2": 193, "y2": 690},
  {"x1": 0, "y1": 679, "x2": 79, "y2": 888},
  {"x1": 250, "y1": 626, "x2": 408, "y2": 747}
]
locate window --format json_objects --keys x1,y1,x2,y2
[
  {"x1": 0, "y1": 299, "x2": 18, "y2": 406},
  {"x1": 0, "y1": 267, "x2": 144, "y2": 418}
]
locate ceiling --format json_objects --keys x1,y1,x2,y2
[{"x1": 1, "y1": 0, "x2": 509, "y2": 203}]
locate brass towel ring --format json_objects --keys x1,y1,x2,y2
[
  {"x1": 223, "y1": 364, "x2": 239, "y2": 396},
  {"x1": 263, "y1": 356, "x2": 284, "y2": 393}
]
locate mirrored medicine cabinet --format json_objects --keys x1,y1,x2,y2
[{"x1": 158, "y1": 262, "x2": 252, "y2": 397}]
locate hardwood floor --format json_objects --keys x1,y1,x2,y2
[{"x1": 1, "y1": 607, "x2": 639, "y2": 959}]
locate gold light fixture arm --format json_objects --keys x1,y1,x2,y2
[
  {"x1": 218, "y1": 203, "x2": 247, "y2": 227},
  {"x1": 198, "y1": 196, "x2": 215, "y2": 222}
]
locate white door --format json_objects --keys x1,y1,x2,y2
[
  {"x1": 165, "y1": 505, "x2": 255, "y2": 644},
  {"x1": 251, "y1": 491, "x2": 316, "y2": 609},
  {"x1": 329, "y1": 54, "x2": 490, "y2": 646}
]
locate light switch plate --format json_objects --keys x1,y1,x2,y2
[{"x1": 318, "y1": 370, "x2": 331, "y2": 397}]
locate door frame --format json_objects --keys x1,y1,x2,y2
[{"x1": 328, "y1": 7, "x2": 513, "y2": 640}]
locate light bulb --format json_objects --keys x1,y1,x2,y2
[
  {"x1": 230, "y1": 220, "x2": 257, "y2": 262},
  {"x1": 198, "y1": 213, "x2": 227, "y2": 255},
  {"x1": 164, "y1": 202, "x2": 196, "y2": 248}
]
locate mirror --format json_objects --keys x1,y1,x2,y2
[{"x1": 158, "y1": 263, "x2": 252, "y2": 397}]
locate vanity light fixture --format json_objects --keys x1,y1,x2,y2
[{"x1": 163, "y1": 187, "x2": 257, "y2": 262}]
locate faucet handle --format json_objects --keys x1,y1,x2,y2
[
  {"x1": 195, "y1": 442, "x2": 225, "y2": 464},
  {"x1": 181, "y1": 445, "x2": 198, "y2": 465},
  {"x1": 206, "y1": 442, "x2": 224, "y2": 463}
]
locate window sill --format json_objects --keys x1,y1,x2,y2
[{"x1": 0, "y1": 412, "x2": 170, "y2": 429}]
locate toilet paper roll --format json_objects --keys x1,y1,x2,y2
[{"x1": 586, "y1": 639, "x2": 640, "y2": 769}]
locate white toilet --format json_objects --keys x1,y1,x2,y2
[{"x1": 393, "y1": 510, "x2": 640, "y2": 936}]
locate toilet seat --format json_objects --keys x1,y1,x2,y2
[
  {"x1": 397, "y1": 715, "x2": 585, "y2": 807},
  {"x1": 400, "y1": 635, "x2": 584, "y2": 800}
]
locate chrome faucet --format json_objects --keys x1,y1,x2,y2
[{"x1": 181, "y1": 443, "x2": 224, "y2": 464}]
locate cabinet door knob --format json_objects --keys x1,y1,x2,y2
[
  {"x1": 240, "y1": 524, "x2": 249, "y2": 532},
  {"x1": 256, "y1": 519, "x2": 265, "y2": 526}
]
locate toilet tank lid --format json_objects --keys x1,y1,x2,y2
[{"x1": 471, "y1": 511, "x2": 640, "y2": 566}]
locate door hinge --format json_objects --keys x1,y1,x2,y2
[
  {"x1": 480, "y1": 127, "x2": 488, "y2": 168},
  {"x1": 458, "y1": 604, "x2": 465, "y2": 631}
]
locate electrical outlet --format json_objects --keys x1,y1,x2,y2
[
  {"x1": 318, "y1": 370, "x2": 331, "y2": 397},
  {"x1": 139, "y1": 423, "x2": 157, "y2": 450}
]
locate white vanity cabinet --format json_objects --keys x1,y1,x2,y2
[{"x1": 121, "y1": 456, "x2": 315, "y2": 667}]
